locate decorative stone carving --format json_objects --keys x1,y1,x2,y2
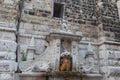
[
  {"x1": 0, "y1": 40, "x2": 17, "y2": 52},
  {"x1": 71, "y1": 41, "x2": 79, "y2": 71},
  {"x1": 55, "y1": 39, "x2": 61, "y2": 71},
  {"x1": 83, "y1": 43, "x2": 97, "y2": 73},
  {"x1": 32, "y1": 63, "x2": 50, "y2": 72},
  {"x1": 61, "y1": 50, "x2": 71, "y2": 57},
  {"x1": 0, "y1": 52, "x2": 16, "y2": 60},
  {"x1": 24, "y1": 62, "x2": 50, "y2": 72},
  {"x1": 0, "y1": 73, "x2": 13, "y2": 80},
  {"x1": 61, "y1": 39, "x2": 71, "y2": 52},
  {"x1": 35, "y1": 40, "x2": 47, "y2": 55},
  {"x1": 0, "y1": 60, "x2": 17, "y2": 72},
  {"x1": 108, "y1": 51, "x2": 120, "y2": 66},
  {"x1": 46, "y1": 32, "x2": 82, "y2": 72},
  {"x1": 83, "y1": 57, "x2": 96, "y2": 73},
  {"x1": 26, "y1": 37, "x2": 35, "y2": 61},
  {"x1": 101, "y1": 66, "x2": 120, "y2": 78},
  {"x1": 60, "y1": 39, "x2": 73, "y2": 71},
  {"x1": 60, "y1": 20, "x2": 72, "y2": 33}
]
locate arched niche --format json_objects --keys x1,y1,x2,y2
[{"x1": 59, "y1": 55, "x2": 72, "y2": 71}]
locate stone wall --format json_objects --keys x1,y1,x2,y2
[
  {"x1": 81, "y1": 0, "x2": 98, "y2": 25},
  {"x1": 0, "y1": 0, "x2": 18, "y2": 80},
  {"x1": 101, "y1": 0, "x2": 120, "y2": 41},
  {"x1": 0, "y1": 0, "x2": 120, "y2": 80},
  {"x1": 22, "y1": 0, "x2": 99, "y2": 25}
]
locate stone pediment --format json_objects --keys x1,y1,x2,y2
[{"x1": 46, "y1": 32, "x2": 82, "y2": 41}]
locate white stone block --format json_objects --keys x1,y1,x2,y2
[
  {"x1": 99, "y1": 51, "x2": 106, "y2": 59},
  {"x1": 0, "y1": 31, "x2": 16, "y2": 41},
  {"x1": 25, "y1": 3, "x2": 33, "y2": 10},
  {"x1": 32, "y1": 62, "x2": 50, "y2": 72},
  {"x1": 23, "y1": 23, "x2": 33, "y2": 30},
  {"x1": 0, "y1": 40, "x2": 17, "y2": 52},
  {"x1": 35, "y1": 40, "x2": 46, "y2": 55},
  {"x1": 3, "y1": 0, "x2": 14, "y2": 5},
  {"x1": 0, "y1": 52, "x2": 16, "y2": 60},
  {"x1": 0, "y1": 73, "x2": 14, "y2": 80},
  {"x1": 101, "y1": 66, "x2": 120, "y2": 76},
  {"x1": 0, "y1": 60, "x2": 17, "y2": 72},
  {"x1": 109, "y1": 77, "x2": 115, "y2": 80},
  {"x1": 27, "y1": 50, "x2": 35, "y2": 61}
]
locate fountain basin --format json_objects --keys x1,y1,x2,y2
[{"x1": 19, "y1": 71, "x2": 102, "y2": 80}]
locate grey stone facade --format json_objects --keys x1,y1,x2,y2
[{"x1": 0, "y1": 0, "x2": 120, "y2": 80}]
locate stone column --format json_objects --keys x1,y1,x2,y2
[
  {"x1": 54, "y1": 39, "x2": 61, "y2": 71},
  {"x1": 71, "y1": 41, "x2": 79, "y2": 71}
]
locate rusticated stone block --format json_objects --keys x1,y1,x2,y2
[
  {"x1": 0, "y1": 60, "x2": 17, "y2": 72},
  {"x1": 0, "y1": 40, "x2": 17, "y2": 52},
  {"x1": 0, "y1": 73, "x2": 14, "y2": 80}
]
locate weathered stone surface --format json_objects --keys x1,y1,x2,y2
[
  {"x1": 19, "y1": 61, "x2": 50, "y2": 72},
  {"x1": 0, "y1": 21, "x2": 16, "y2": 28},
  {"x1": 0, "y1": 31, "x2": 16, "y2": 41},
  {"x1": 101, "y1": 66, "x2": 120, "y2": 76},
  {"x1": 26, "y1": 37, "x2": 35, "y2": 61},
  {"x1": 0, "y1": 0, "x2": 120, "y2": 80},
  {"x1": 117, "y1": 0, "x2": 120, "y2": 19},
  {"x1": 3, "y1": 0, "x2": 14, "y2": 5},
  {"x1": 0, "y1": 52, "x2": 16, "y2": 60},
  {"x1": 32, "y1": 62, "x2": 50, "y2": 72},
  {"x1": 0, "y1": 60, "x2": 17, "y2": 72},
  {"x1": 0, "y1": 40, "x2": 17, "y2": 52},
  {"x1": 0, "y1": 73, "x2": 14, "y2": 80}
]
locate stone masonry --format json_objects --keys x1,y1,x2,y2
[{"x1": 0, "y1": 0, "x2": 120, "y2": 80}]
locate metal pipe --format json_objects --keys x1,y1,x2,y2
[{"x1": 15, "y1": 0, "x2": 24, "y2": 73}]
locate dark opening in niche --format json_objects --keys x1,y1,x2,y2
[
  {"x1": 53, "y1": 3, "x2": 64, "y2": 18},
  {"x1": 60, "y1": 55, "x2": 72, "y2": 71}
]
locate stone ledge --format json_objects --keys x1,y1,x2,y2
[
  {"x1": 49, "y1": 71, "x2": 102, "y2": 78},
  {"x1": 19, "y1": 34, "x2": 46, "y2": 39},
  {"x1": 0, "y1": 6, "x2": 17, "y2": 12},
  {"x1": 80, "y1": 40, "x2": 120, "y2": 46},
  {"x1": 46, "y1": 32, "x2": 82, "y2": 41},
  {"x1": 19, "y1": 72, "x2": 102, "y2": 78},
  {"x1": 0, "y1": 27, "x2": 16, "y2": 32},
  {"x1": 82, "y1": 73, "x2": 102, "y2": 78},
  {"x1": 19, "y1": 72, "x2": 47, "y2": 77}
]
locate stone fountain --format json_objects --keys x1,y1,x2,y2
[{"x1": 19, "y1": 20, "x2": 102, "y2": 80}]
